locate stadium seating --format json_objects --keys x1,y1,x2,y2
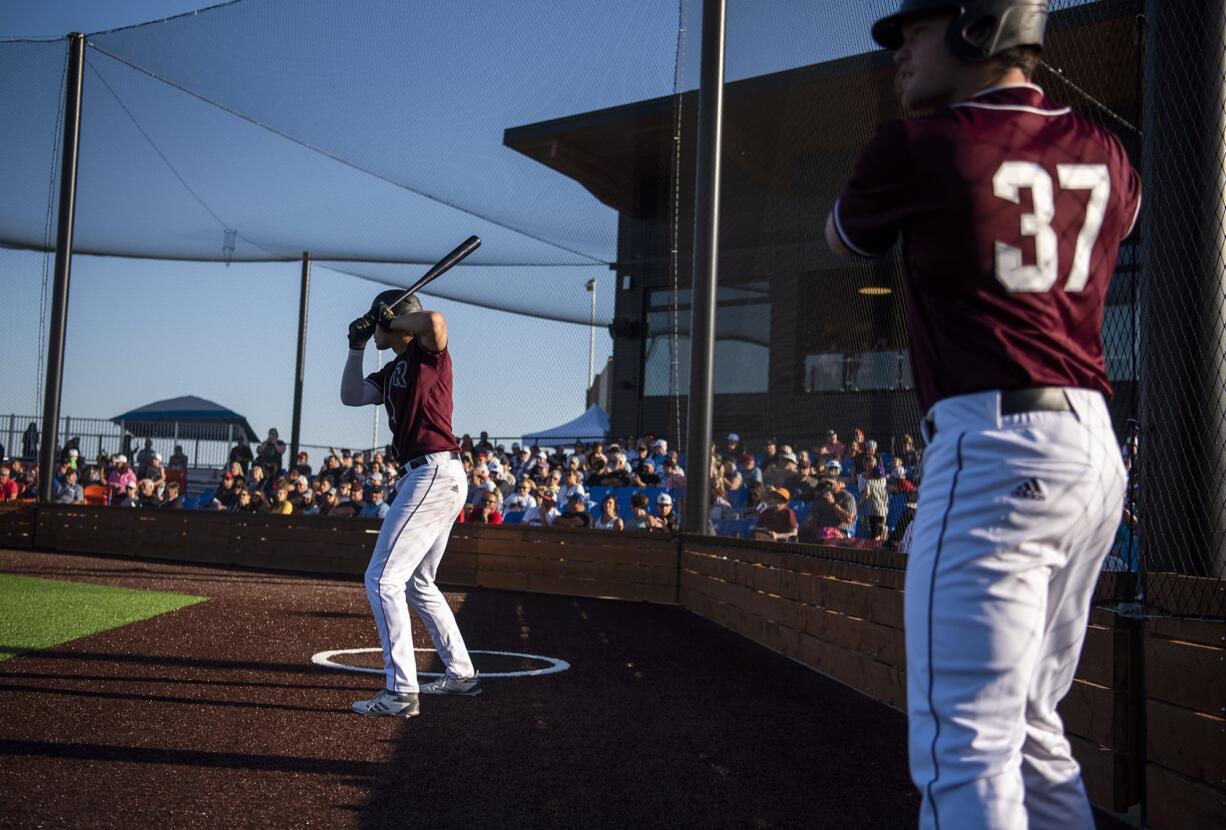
[
  {"x1": 502, "y1": 510, "x2": 524, "y2": 525},
  {"x1": 82, "y1": 484, "x2": 109, "y2": 506}
]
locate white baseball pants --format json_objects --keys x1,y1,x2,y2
[
  {"x1": 364, "y1": 453, "x2": 474, "y2": 694},
  {"x1": 906, "y1": 389, "x2": 1125, "y2": 830}
]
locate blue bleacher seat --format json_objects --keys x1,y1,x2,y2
[
  {"x1": 502, "y1": 510, "x2": 524, "y2": 525},
  {"x1": 885, "y1": 493, "x2": 907, "y2": 531},
  {"x1": 587, "y1": 485, "x2": 612, "y2": 509},
  {"x1": 194, "y1": 489, "x2": 215, "y2": 509}
]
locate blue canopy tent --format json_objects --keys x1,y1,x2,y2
[
  {"x1": 523, "y1": 404, "x2": 610, "y2": 445},
  {"x1": 111, "y1": 395, "x2": 258, "y2": 442}
]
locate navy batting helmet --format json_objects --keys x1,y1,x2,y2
[
  {"x1": 370, "y1": 288, "x2": 422, "y2": 318},
  {"x1": 872, "y1": 0, "x2": 1048, "y2": 62}
]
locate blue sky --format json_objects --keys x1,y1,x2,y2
[{"x1": 0, "y1": 0, "x2": 621, "y2": 451}]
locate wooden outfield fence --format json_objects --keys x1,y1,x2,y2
[{"x1": 8, "y1": 505, "x2": 1225, "y2": 826}]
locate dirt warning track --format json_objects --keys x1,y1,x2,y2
[{"x1": 0, "y1": 547, "x2": 920, "y2": 828}]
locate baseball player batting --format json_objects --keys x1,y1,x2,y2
[
  {"x1": 826, "y1": 2, "x2": 1140, "y2": 827},
  {"x1": 341, "y1": 289, "x2": 480, "y2": 717}
]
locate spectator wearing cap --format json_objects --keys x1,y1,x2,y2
[
  {"x1": 632, "y1": 459, "x2": 662, "y2": 488},
  {"x1": 800, "y1": 475, "x2": 848, "y2": 542},
  {"x1": 860, "y1": 466, "x2": 890, "y2": 540},
  {"x1": 288, "y1": 475, "x2": 311, "y2": 508},
  {"x1": 53, "y1": 467, "x2": 85, "y2": 505},
  {"x1": 141, "y1": 453, "x2": 166, "y2": 484},
  {"x1": 106, "y1": 455, "x2": 137, "y2": 500},
  {"x1": 135, "y1": 438, "x2": 157, "y2": 472},
  {"x1": 725, "y1": 433, "x2": 741, "y2": 458},
  {"x1": 624, "y1": 492, "x2": 653, "y2": 531},
  {"x1": 553, "y1": 492, "x2": 592, "y2": 529},
  {"x1": 522, "y1": 492, "x2": 559, "y2": 527},
  {"x1": 596, "y1": 454, "x2": 633, "y2": 488},
  {"x1": 0, "y1": 465, "x2": 20, "y2": 497},
  {"x1": 649, "y1": 492, "x2": 679, "y2": 534},
  {"x1": 753, "y1": 487, "x2": 798, "y2": 541},
  {"x1": 739, "y1": 453, "x2": 763, "y2": 486},
  {"x1": 169, "y1": 445, "x2": 189, "y2": 471},
  {"x1": 298, "y1": 489, "x2": 320, "y2": 516},
  {"x1": 113, "y1": 479, "x2": 140, "y2": 508},
  {"x1": 720, "y1": 460, "x2": 744, "y2": 493},
  {"x1": 137, "y1": 478, "x2": 162, "y2": 509},
  {"x1": 360, "y1": 486, "x2": 389, "y2": 520},
  {"x1": 650, "y1": 439, "x2": 669, "y2": 468},
  {"x1": 214, "y1": 471, "x2": 240, "y2": 509},
  {"x1": 761, "y1": 439, "x2": 780, "y2": 473},
  {"x1": 854, "y1": 439, "x2": 879, "y2": 478},
  {"x1": 592, "y1": 493, "x2": 624, "y2": 531},
  {"x1": 890, "y1": 466, "x2": 917, "y2": 496},
  {"x1": 511, "y1": 447, "x2": 532, "y2": 479},
  {"x1": 787, "y1": 458, "x2": 823, "y2": 503},
  {"x1": 660, "y1": 457, "x2": 686, "y2": 491}
]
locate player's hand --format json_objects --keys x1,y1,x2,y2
[
  {"x1": 373, "y1": 301, "x2": 397, "y2": 331},
  {"x1": 348, "y1": 312, "x2": 376, "y2": 349}
]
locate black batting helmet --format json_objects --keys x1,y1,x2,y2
[
  {"x1": 872, "y1": 0, "x2": 1048, "y2": 62},
  {"x1": 370, "y1": 288, "x2": 422, "y2": 320}
]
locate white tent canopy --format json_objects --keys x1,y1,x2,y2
[{"x1": 523, "y1": 404, "x2": 610, "y2": 445}]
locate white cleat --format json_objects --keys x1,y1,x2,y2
[
  {"x1": 351, "y1": 689, "x2": 420, "y2": 717},
  {"x1": 420, "y1": 671, "x2": 482, "y2": 696}
]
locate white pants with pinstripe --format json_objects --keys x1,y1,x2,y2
[
  {"x1": 364, "y1": 453, "x2": 473, "y2": 694},
  {"x1": 905, "y1": 389, "x2": 1125, "y2": 830}
]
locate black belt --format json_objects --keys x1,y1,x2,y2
[
  {"x1": 926, "y1": 388, "x2": 1072, "y2": 438},
  {"x1": 407, "y1": 451, "x2": 460, "y2": 470}
]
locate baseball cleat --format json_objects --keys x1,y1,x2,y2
[
  {"x1": 420, "y1": 671, "x2": 482, "y2": 696},
  {"x1": 351, "y1": 689, "x2": 420, "y2": 717}
]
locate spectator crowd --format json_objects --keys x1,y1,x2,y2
[{"x1": 4, "y1": 423, "x2": 922, "y2": 548}]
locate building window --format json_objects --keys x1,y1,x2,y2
[{"x1": 642, "y1": 283, "x2": 770, "y2": 396}]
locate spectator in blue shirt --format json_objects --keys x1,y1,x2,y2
[{"x1": 360, "y1": 486, "x2": 390, "y2": 519}]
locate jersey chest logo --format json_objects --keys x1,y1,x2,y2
[{"x1": 390, "y1": 362, "x2": 408, "y2": 389}]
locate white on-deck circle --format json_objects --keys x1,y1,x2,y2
[{"x1": 311, "y1": 647, "x2": 570, "y2": 678}]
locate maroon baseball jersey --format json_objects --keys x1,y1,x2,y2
[
  {"x1": 364, "y1": 339, "x2": 461, "y2": 464},
  {"x1": 833, "y1": 83, "x2": 1142, "y2": 414}
]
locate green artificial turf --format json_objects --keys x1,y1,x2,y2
[{"x1": 0, "y1": 573, "x2": 205, "y2": 661}]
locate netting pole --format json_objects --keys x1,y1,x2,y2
[
  {"x1": 37, "y1": 33, "x2": 86, "y2": 504},
  {"x1": 1139, "y1": 0, "x2": 1226, "y2": 579},
  {"x1": 290, "y1": 252, "x2": 311, "y2": 466},
  {"x1": 682, "y1": 0, "x2": 726, "y2": 535}
]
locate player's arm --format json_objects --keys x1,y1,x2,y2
[
  {"x1": 825, "y1": 120, "x2": 912, "y2": 260},
  {"x1": 824, "y1": 213, "x2": 854, "y2": 258},
  {"x1": 386, "y1": 310, "x2": 448, "y2": 352},
  {"x1": 340, "y1": 312, "x2": 383, "y2": 407}
]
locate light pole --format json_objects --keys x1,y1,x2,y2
[{"x1": 585, "y1": 278, "x2": 597, "y2": 396}]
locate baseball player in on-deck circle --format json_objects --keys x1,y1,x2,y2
[
  {"x1": 826, "y1": 2, "x2": 1141, "y2": 828},
  {"x1": 341, "y1": 290, "x2": 481, "y2": 717}
]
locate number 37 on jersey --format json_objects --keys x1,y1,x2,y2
[{"x1": 992, "y1": 161, "x2": 1112, "y2": 294}]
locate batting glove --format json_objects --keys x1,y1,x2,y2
[{"x1": 348, "y1": 313, "x2": 376, "y2": 349}]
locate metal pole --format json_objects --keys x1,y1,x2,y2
[
  {"x1": 682, "y1": 0, "x2": 726, "y2": 535},
  {"x1": 1140, "y1": 0, "x2": 1226, "y2": 579},
  {"x1": 38, "y1": 33, "x2": 86, "y2": 503},
  {"x1": 290, "y1": 252, "x2": 311, "y2": 464},
  {"x1": 586, "y1": 278, "x2": 597, "y2": 394},
  {"x1": 372, "y1": 348, "x2": 381, "y2": 450}
]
